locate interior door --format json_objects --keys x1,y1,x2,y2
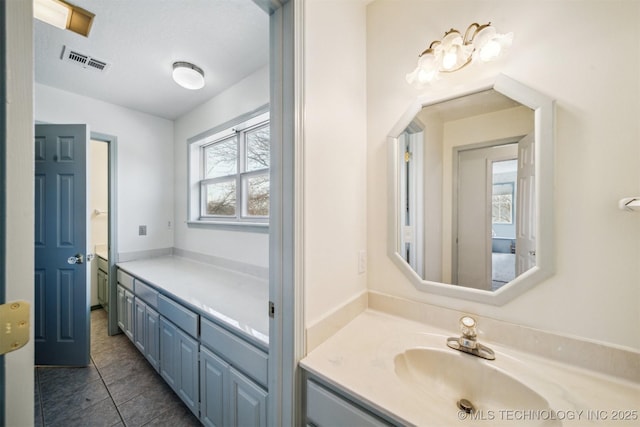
[
  {"x1": 34, "y1": 124, "x2": 90, "y2": 366},
  {"x1": 455, "y1": 143, "x2": 518, "y2": 290},
  {"x1": 455, "y1": 147, "x2": 492, "y2": 289},
  {"x1": 516, "y1": 133, "x2": 535, "y2": 275}
]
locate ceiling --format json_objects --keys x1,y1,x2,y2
[
  {"x1": 34, "y1": 0, "x2": 269, "y2": 120},
  {"x1": 429, "y1": 89, "x2": 524, "y2": 122}
]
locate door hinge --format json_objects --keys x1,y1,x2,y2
[
  {"x1": 0, "y1": 301, "x2": 30, "y2": 355},
  {"x1": 268, "y1": 301, "x2": 275, "y2": 318}
]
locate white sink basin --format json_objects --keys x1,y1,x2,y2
[{"x1": 395, "y1": 347, "x2": 561, "y2": 426}]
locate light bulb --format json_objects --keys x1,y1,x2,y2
[{"x1": 442, "y1": 50, "x2": 458, "y2": 70}]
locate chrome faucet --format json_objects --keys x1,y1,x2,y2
[{"x1": 446, "y1": 316, "x2": 495, "y2": 360}]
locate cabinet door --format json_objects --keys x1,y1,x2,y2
[
  {"x1": 103, "y1": 270, "x2": 109, "y2": 312},
  {"x1": 306, "y1": 380, "x2": 391, "y2": 427},
  {"x1": 160, "y1": 317, "x2": 178, "y2": 391},
  {"x1": 145, "y1": 306, "x2": 160, "y2": 372},
  {"x1": 229, "y1": 368, "x2": 267, "y2": 427},
  {"x1": 200, "y1": 346, "x2": 230, "y2": 427},
  {"x1": 134, "y1": 298, "x2": 147, "y2": 353},
  {"x1": 124, "y1": 290, "x2": 135, "y2": 341},
  {"x1": 176, "y1": 328, "x2": 200, "y2": 417},
  {"x1": 117, "y1": 285, "x2": 126, "y2": 331},
  {"x1": 97, "y1": 269, "x2": 105, "y2": 306}
]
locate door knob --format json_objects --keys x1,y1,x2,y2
[{"x1": 67, "y1": 253, "x2": 84, "y2": 264}]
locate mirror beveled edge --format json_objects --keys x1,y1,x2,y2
[{"x1": 387, "y1": 74, "x2": 556, "y2": 305}]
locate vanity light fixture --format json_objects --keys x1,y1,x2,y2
[
  {"x1": 406, "y1": 22, "x2": 513, "y2": 87},
  {"x1": 172, "y1": 61, "x2": 206, "y2": 90},
  {"x1": 34, "y1": 0, "x2": 95, "y2": 37}
]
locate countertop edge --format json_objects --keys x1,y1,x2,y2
[{"x1": 116, "y1": 259, "x2": 269, "y2": 351}]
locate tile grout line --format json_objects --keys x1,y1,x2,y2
[
  {"x1": 35, "y1": 368, "x2": 45, "y2": 426},
  {"x1": 90, "y1": 353, "x2": 128, "y2": 427}
]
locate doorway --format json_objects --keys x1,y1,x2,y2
[
  {"x1": 453, "y1": 141, "x2": 518, "y2": 290},
  {"x1": 89, "y1": 132, "x2": 118, "y2": 337}
]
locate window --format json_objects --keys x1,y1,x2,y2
[
  {"x1": 492, "y1": 182, "x2": 514, "y2": 224},
  {"x1": 188, "y1": 110, "x2": 269, "y2": 227}
]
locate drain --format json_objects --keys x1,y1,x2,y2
[{"x1": 457, "y1": 398, "x2": 475, "y2": 414}]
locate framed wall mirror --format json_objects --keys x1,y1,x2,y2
[{"x1": 387, "y1": 74, "x2": 555, "y2": 305}]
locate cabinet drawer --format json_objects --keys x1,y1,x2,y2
[
  {"x1": 306, "y1": 380, "x2": 391, "y2": 427},
  {"x1": 117, "y1": 269, "x2": 134, "y2": 291},
  {"x1": 201, "y1": 317, "x2": 268, "y2": 387},
  {"x1": 97, "y1": 256, "x2": 108, "y2": 272},
  {"x1": 158, "y1": 294, "x2": 198, "y2": 338},
  {"x1": 135, "y1": 279, "x2": 159, "y2": 309}
]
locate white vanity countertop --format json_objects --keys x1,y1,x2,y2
[
  {"x1": 300, "y1": 310, "x2": 640, "y2": 426},
  {"x1": 96, "y1": 249, "x2": 108, "y2": 260},
  {"x1": 117, "y1": 255, "x2": 269, "y2": 349}
]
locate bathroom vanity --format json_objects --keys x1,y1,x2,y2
[
  {"x1": 300, "y1": 307, "x2": 640, "y2": 426},
  {"x1": 96, "y1": 253, "x2": 109, "y2": 312},
  {"x1": 116, "y1": 255, "x2": 269, "y2": 427}
]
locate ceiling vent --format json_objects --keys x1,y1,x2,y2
[{"x1": 61, "y1": 45, "x2": 110, "y2": 73}]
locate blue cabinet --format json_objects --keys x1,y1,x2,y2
[
  {"x1": 306, "y1": 379, "x2": 393, "y2": 427},
  {"x1": 229, "y1": 367, "x2": 267, "y2": 427},
  {"x1": 134, "y1": 297, "x2": 160, "y2": 372},
  {"x1": 97, "y1": 262, "x2": 109, "y2": 312},
  {"x1": 200, "y1": 346, "x2": 230, "y2": 427},
  {"x1": 134, "y1": 298, "x2": 146, "y2": 353},
  {"x1": 159, "y1": 317, "x2": 199, "y2": 417},
  {"x1": 116, "y1": 284, "x2": 134, "y2": 340},
  {"x1": 200, "y1": 317, "x2": 268, "y2": 427},
  {"x1": 115, "y1": 267, "x2": 269, "y2": 427},
  {"x1": 145, "y1": 306, "x2": 160, "y2": 371}
]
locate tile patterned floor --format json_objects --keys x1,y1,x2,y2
[{"x1": 34, "y1": 309, "x2": 201, "y2": 427}]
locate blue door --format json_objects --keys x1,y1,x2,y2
[{"x1": 34, "y1": 124, "x2": 90, "y2": 366}]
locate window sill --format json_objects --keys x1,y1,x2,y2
[{"x1": 186, "y1": 220, "x2": 269, "y2": 233}]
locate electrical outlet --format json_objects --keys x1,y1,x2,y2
[
  {"x1": 138, "y1": 225, "x2": 147, "y2": 236},
  {"x1": 358, "y1": 250, "x2": 367, "y2": 274},
  {"x1": 167, "y1": 220, "x2": 172, "y2": 229}
]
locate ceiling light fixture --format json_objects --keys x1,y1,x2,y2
[
  {"x1": 34, "y1": 0, "x2": 95, "y2": 37},
  {"x1": 406, "y1": 22, "x2": 513, "y2": 87},
  {"x1": 172, "y1": 62, "x2": 205, "y2": 90}
]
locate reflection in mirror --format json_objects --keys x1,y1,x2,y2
[{"x1": 388, "y1": 75, "x2": 555, "y2": 305}]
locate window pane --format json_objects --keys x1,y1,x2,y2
[
  {"x1": 246, "y1": 124, "x2": 270, "y2": 172},
  {"x1": 204, "y1": 137, "x2": 237, "y2": 179},
  {"x1": 243, "y1": 174, "x2": 269, "y2": 217},
  {"x1": 204, "y1": 180, "x2": 236, "y2": 216}
]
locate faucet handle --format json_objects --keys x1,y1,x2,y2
[{"x1": 459, "y1": 316, "x2": 477, "y2": 339}]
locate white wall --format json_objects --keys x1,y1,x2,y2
[
  {"x1": 303, "y1": 0, "x2": 369, "y2": 325},
  {"x1": 4, "y1": 0, "x2": 34, "y2": 424},
  {"x1": 35, "y1": 84, "x2": 175, "y2": 257},
  {"x1": 367, "y1": 0, "x2": 640, "y2": 349},
  {"x1": 173, "y1": 66, "x2": 270, "y2": 268}
]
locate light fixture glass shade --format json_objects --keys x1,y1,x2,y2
[
  {"x1": 406, "y1": 50, "x2": 439, "y2": 86},
  {"x1": 473, "y1": 27, "x2": 514, "y2": 62},
  {"x1": 34, "y1": 0, "x2": 70, "y2": 29},
  {"x1": 407, "y1": 22, "x2": 512, "y2": 88},
  {"x1": 172, "y1": 62, "x2": 205, "y2": 90}
]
